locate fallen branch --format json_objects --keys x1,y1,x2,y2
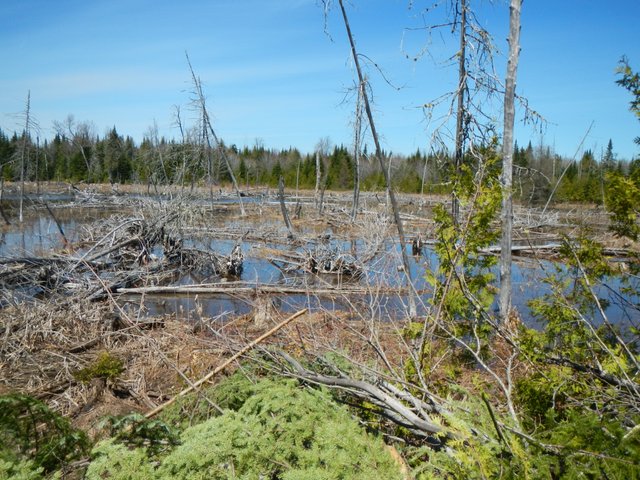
[
  {"x1": 273, "y1": 350, "x2": 460, "y2": 445},
  {"x1": 144, "y1": 308, "x2": 308, "y2": 418}
]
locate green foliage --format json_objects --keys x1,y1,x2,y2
[
  {"x1": 86, "y1": 440, "x2": 156, "y2": 480},
  {"x1": 158, "y1": 370, "x2": 257, "y2": 430},
  {"x1": 538, "y1": 410, "x2": 640, "y2": 479},
  {"x1": 427, "y1": 153, "x2": 501, "y2": 337},
  {"x1": 325, "y1": 145, "x2": 354, "y2": 190},
  {"x1": 616, "y1": 56, "x2": 640, "y2": 122},
  {"x1": 528, "y1": 236, "x2": 616, "y2": 360},
  {"x1": 0, "y1": 394, "x2": 89, "y2": 475},
  {"x1": 604, "y1": 171, "x2": 640, "y2": 240},
  {"x1": 87, "y1": 377, "x2": 403, "y2": 479},
  {"x1": 0, "y1": 457, "x2": 43, "y2": 480},
  {"x1": 73, "y1": 351, "x2": 124, "y2": 383},
  {"x1": 100, "y1": 413, "x2": 181, "y2": 457}
]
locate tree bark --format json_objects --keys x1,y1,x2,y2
[
  {"x1": 19, "y1": 91, "x2": 31, "y2": 224},
  {"x1": 314, "y1": 152, "x2": 322, "y2": 209},
  {"x1": 278, "y1": 176, "x2": 294, "y2": 237},
  {"x1": 499, "y1": 0, "x2": 522, "y2": 321}
]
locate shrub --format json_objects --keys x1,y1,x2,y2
[
  {"x1": 0, "y1": 394, "x2": 89, "y2": 475},
  {"x1": 87, "y1": 378, "x2": 403, "y2": 480},
  {"x1": 73, "y1": 351, "x2": 124, "y2": 383}
]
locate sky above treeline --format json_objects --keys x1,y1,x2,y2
[{"x1": 1, "y1": 0, "x2": 639, "y2": 160}]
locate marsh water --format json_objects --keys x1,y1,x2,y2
[{"x1": 1, "y1": 194, "x2": 638, "y2": 329}]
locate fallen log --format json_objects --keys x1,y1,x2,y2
[
  {"x1": 116, "y1": 282, "x2": 399, "y2": 296},
  {"x1": 479, "y1": 243, "x2": 562, "y2": 254}
]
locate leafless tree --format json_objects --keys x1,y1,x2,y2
[
  {"x1": 53, "y1": 115, "x2": 95, "y2": 179},
  {"x1": 16, "y1": 91, "x2": 39, "y2": 223},
  {"x1": 185, "y1": 52, "x2": 245, "y2": 216},
  {"x1": 351, "y1": 80, "x2": 365, "y2": 221},
  {"x1": 325, "y1": 0, "x2": 416, "y2": 317},
  {"x1": 499, "y1": 0, "x2": 522, "y2": 321},
  {"x1": 314, "y1": 136, "x2": 331, "y2": 209}
]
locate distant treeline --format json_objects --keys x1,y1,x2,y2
[{"x1": 1, "y1": 126, "x2": 638, "y2": 204}]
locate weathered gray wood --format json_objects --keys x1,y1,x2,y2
[{"x1": 499, "y1": 0, "x2": 522, "y2": 322}]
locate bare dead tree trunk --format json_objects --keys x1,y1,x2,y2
[
  {"x1": 337, "y1": 0, "x2": 416, "y2": 317},
  {"x1": 186, "y1": 52, "x2": 245, "y2": 216},
  {"x1": 19, "y1": 91, "x2": 31, "y2": 224},
  {"x1": 351, "y1": 80, "x2": 364, "y2": 221},
  {"x1": 278, "y1": 176, "x2": 294, "y2": 238},
  {"x1": 35, "y1": 136, "x2": 40, "y2": 195},
  {"x1": 499, "y1": 0, "x2": 522, "y2": 321},
  {"x1": 151, "y1": 120, "x2": 169, "y2": 185},
  {"x1": 452, "y1": 0, "x2": 467, "y2": 225},
  {"x1": 314, "y1": 152, "x2": 321, "y2": 209},
  {"x1": 421, "y1": 154, "x2": 428, "y2": 195},
  {"x1": 173, "y1": 106, "x2": 188, "y2": 191}
]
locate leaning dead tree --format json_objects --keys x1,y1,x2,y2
[
  {"x1": 351, "y1": 79, "x2": 365, "y2": 221},
  {"x1": 330, "y1": 0, "x2": 416, "y2": 317},
  {"x1": 185, "y1": 52, "x2": 246, "y2": 216},
  {"x1": 499, "y1": 0, "x2": 522, "y2": 321}
]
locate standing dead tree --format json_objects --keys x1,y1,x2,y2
[
  {"x1": 499, "y1": 0, "x2": 522, "y2": 321},
  {"x1": 53, "y1": 115, "x2": 94, "y2": 181},
  {"x1": 452, "y1": 0, "x2": 468, "y2": 224},
  {"x1": 16, "y1": 91, "x2": 39, "y2": 223},
  {"x1": 406, "y1": 1, "x2": 500, "y2": 218},
  {"x1": 185, "y1": 52, "x2": 246, "y2": 216}
]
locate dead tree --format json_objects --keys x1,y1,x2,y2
[
  {"x1": 351, "y1": 80, "x2": 365, "y2": 221},
  {"x1": 499, "y1": 0, "x2": 522, "y2": 321},
  {"x1": 185, "y1": 52, "x2": 246, "y2": 216},
  {"x1": 314, "y1": 137, "x2": 331, "y2": 210},
  {"x1": 278, "y1": 176, "x2": 295, "y2": 238},
  {"x1": 452, "y1": 0, "x2": 468, "y2": 225},
  {"x1": 17, "y1": 91, "x2": 38, "y2": 224},
  {"x1": 334, "y1": 0, "x2": 416, "y2": 317},
  {"x1": 53, "y1": 115, "x2": 94, "y2": 180}
]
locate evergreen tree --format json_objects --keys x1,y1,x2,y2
[{"x1": 602, "y1": 139, "x2": 616, "y2": 172}]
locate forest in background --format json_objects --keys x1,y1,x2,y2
[{"x1": 1, "y1": 124, "x2": 638, "y2": 206}]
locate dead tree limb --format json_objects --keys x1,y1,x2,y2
[
  {"x1": 145, "y1": 308, "x2": 308, "y2": 418},
  {"x1": 273, "y1": 350, "x2": 460, "y2": 445},
  {"x1": 278, "y1": 176, "x2": 295, "y2": 238}
]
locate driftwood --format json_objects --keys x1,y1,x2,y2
[
  {"x1": 266, "y1": 245, "x2": 363, "y2": 278},
  {"x1": 278, "y1": 176, "x2": 295, "y2": 238},
  {"x1": 0, "y1": 213, "x2": 246, "y2": 305}
]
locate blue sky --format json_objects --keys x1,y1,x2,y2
[{"x1": 1, "y1": 0, "x2": 638, "y2": 160}]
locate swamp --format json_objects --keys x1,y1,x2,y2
[{"x1": 1, "y1": 181, "x2": 640, "y2": 478}]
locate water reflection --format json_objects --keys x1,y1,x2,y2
[{"x1": 1, "y1": 199, "x2": 637, "y2": 329}]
